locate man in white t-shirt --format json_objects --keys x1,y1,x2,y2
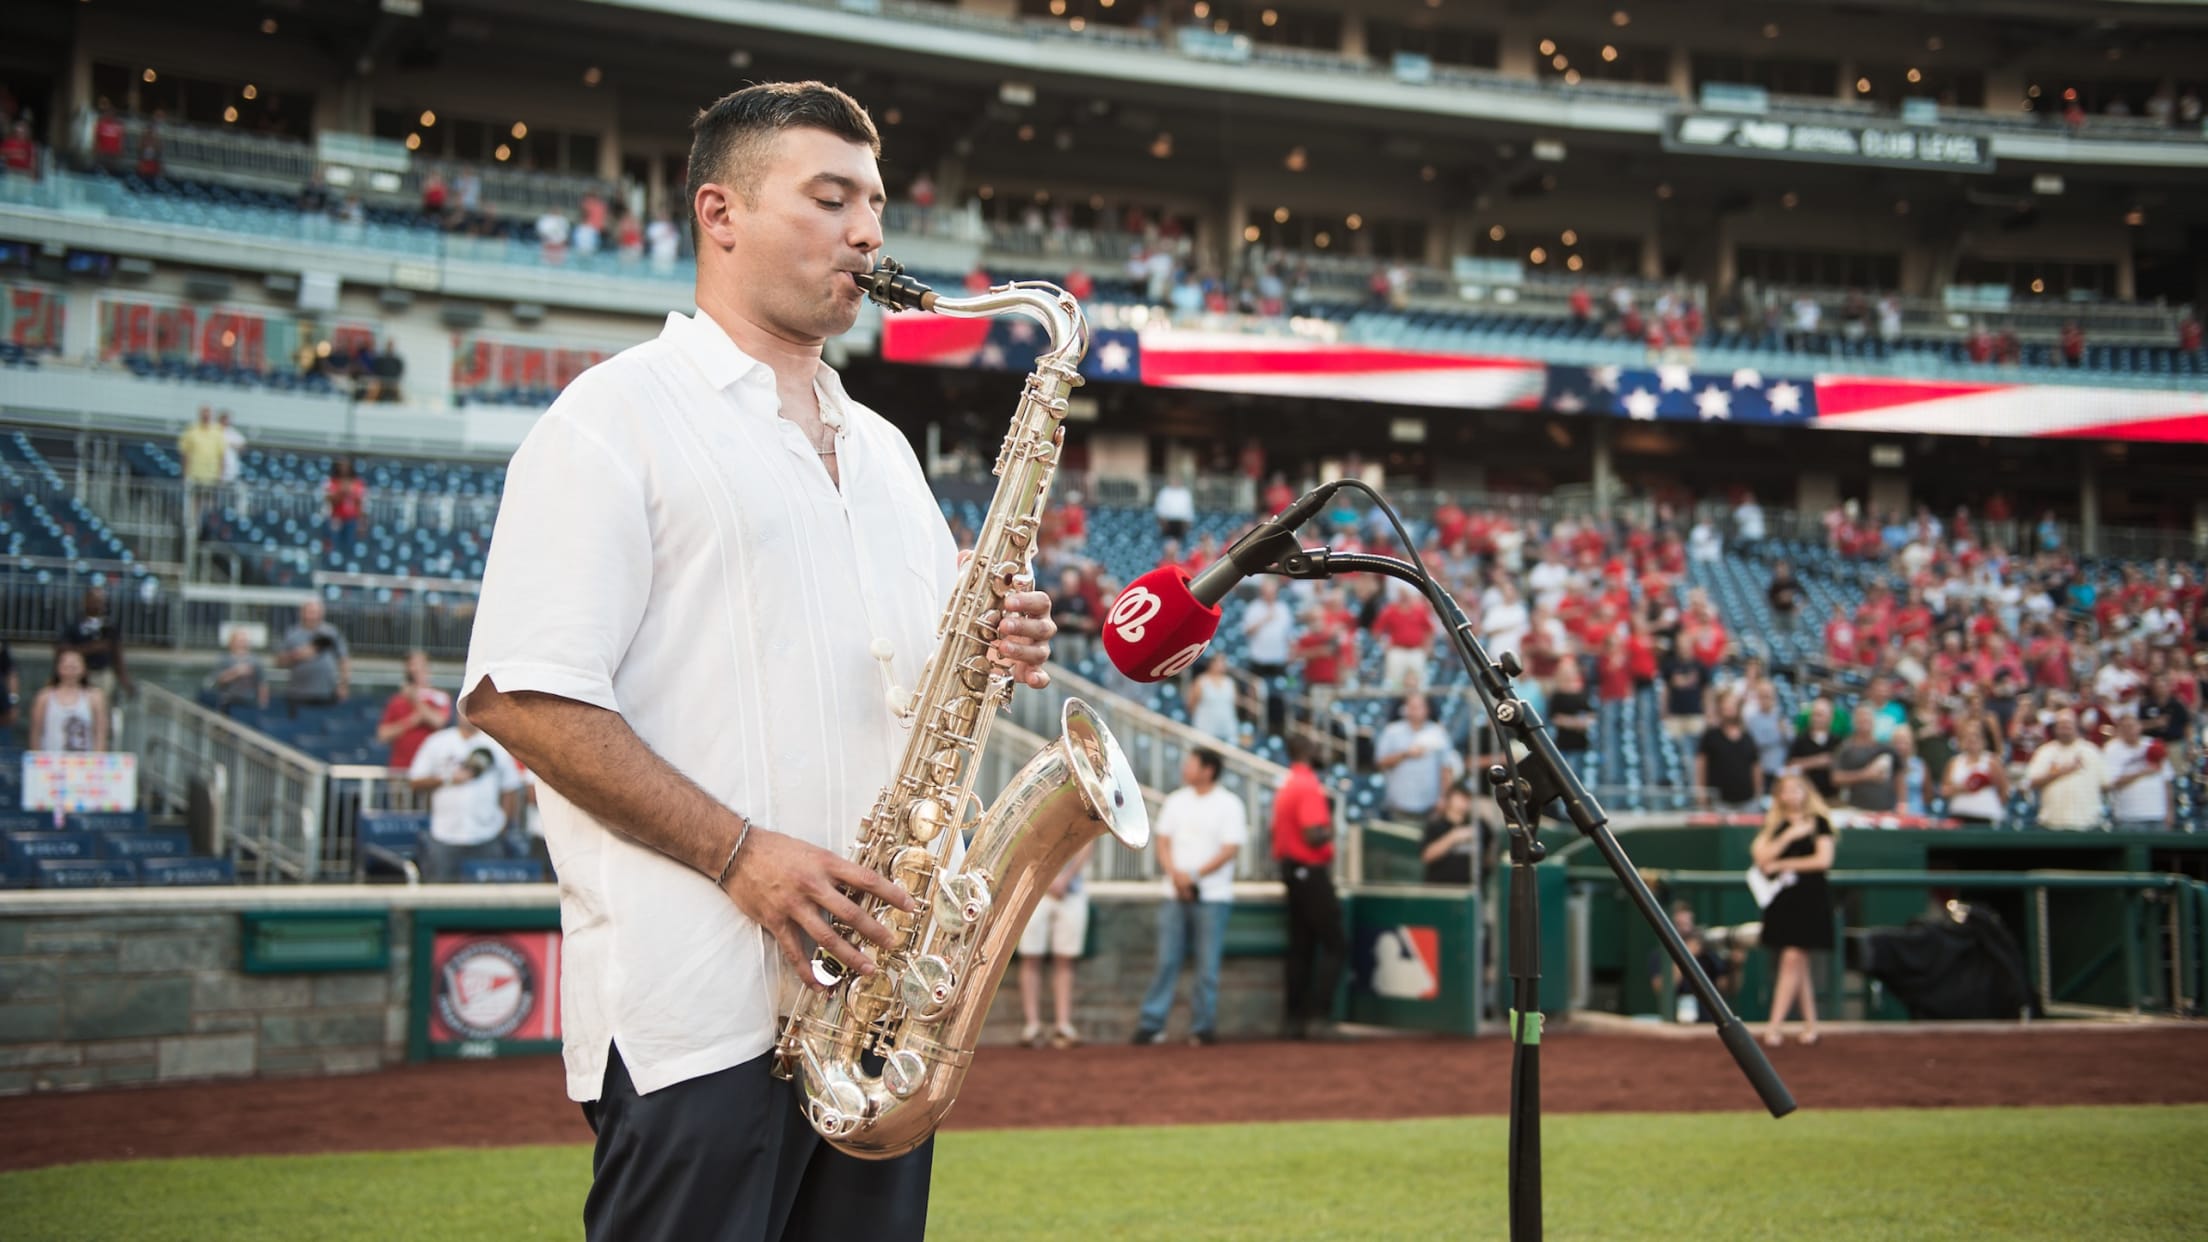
[
  {"x1": 2102, "y1": 714, "x2": 2174, "y2": 831},
  {"x1": 407, "y1": 708, "x2": 524, "y2": 880},
  {"x1": 1133, "y1": 748, "x2": 1247, "y2": 1045},
  {"x1": 1153, "y1": 476, "x2": 1195, "y2": 539},
  {"x1": 1240, "y1": 579, "x2": 1294, "y2": 735},
  {"x1": 2026, "y1": 710, "x2": 2107, "y2": 830}
]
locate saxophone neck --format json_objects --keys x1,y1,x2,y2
[{"x1": 856, "y1": 257, "x2": 1088, "y2": 372}]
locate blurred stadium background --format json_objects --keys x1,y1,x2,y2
[{"x1": 0, "y1": 0, "x2": 2205, "y2": 1236}]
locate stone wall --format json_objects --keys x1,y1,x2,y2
[
  {"x1": 0, "y1": 907, "x2": 412, "y2": 1095},
  {"x1": 0, "y1": 886, "x2": 1293, "y2": 1095}
]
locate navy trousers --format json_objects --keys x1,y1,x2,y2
[{"x1": 581, "y1": 1044, "x2": 934, "y2": 1242}]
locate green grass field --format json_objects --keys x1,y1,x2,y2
[{"x1": 4, "y1": 1106, "x2": 2204, "y2": 1240}]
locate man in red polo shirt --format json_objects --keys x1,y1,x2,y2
[
  {"x1": 1271, "y1": 736, "x2": 1342, "y2": 1040},
  {"x1": 1374, "y1": 585, "x2": 1435, "y2": 691},
  {"x1": 375, "y1": 649, "x2": 452, "y2": 768}
]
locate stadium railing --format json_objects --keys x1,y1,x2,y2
[{"x1": 125, "y1": 682, "x2": 328, "y2": 882}]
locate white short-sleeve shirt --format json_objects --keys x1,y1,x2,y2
[
  {"x1": 408, "y1": 726, "x2": 523, "y2": 846},
  {"x1": 463, "y1": 310, "x2": 955, "y2": 1102},
  {"x1": 1154, "y1": 786, "x2": 1247, "y2": 902}
]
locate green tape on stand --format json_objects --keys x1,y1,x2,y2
[{"x1": 1509, "y1": 1008, "x2": 1543, "y2": 1045}]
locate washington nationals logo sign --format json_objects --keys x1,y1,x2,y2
[{"x1": 435, "y1": 939, "x2": 537, "y2": 1041}]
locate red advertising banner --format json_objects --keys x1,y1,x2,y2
[
  {"x1": 2, "y1": 283, "x2": 64, "y2": 350},
  {"x1": 451, "y1": 334, "x2": 613, "y2": 399},
  {"x1": 427, "y1": 930, "x2": 563, "y2": 1050},
  {"x1": 96, "y1": 295, "x2": 375, "y2": 371}
]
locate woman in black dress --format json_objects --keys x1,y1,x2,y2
[{"x1": 1751, "y1": 772, "x2": 1836, "y2": 1046}]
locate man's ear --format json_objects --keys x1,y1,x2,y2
[{"x1": 694, "y1": 181, "x2": 743, "y2": 251}]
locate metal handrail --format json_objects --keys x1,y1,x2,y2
[{"x1": 124, "y1": 682, "x2": 331, "y2": 882}]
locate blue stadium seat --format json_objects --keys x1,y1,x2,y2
[
  {"x1": 4, "y1": 831, "x2": 92, "y2": 876},
  {"x1": 138, "y1": 856, "x2": 238, "y2": 886},
  {"x1": 35, "y1": 858, "x2": 138, "y2": 888},
  {"x1": 69, "y1": 811, "x2": 149, "y2": 833},
  {"x1": 97, "y1": 831, "x2": 190, "y2": 861}
]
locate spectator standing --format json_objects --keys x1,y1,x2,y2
[
  {"x1": 1376, "y1": 693, "x2": 1460, "y2": 822},
  {"x1": 1661, "y1": 645, "x2": 1710, "y2": 741},
  {"x1": 1240, "y1": 579, "x2": 1294, "y2": 735},
  {"x1": 91, "y1": 100, "x2": 125, "y2": 168},
  {"x1": 276, "y1": 598, "x2": 350, "y2": 710},
  {"x1": 57, "y1": 585, "x2": 132, "y2": 703},
  {"x1": 206, "y1": 629, "x2": 268, "y2": 712},
  {"x1": 407, "y1": 707, "x2": 525, "y2": 881},
  {"x1": 1134, "y1": 748, "x2": 1247, "y2": 1045},
  {"x1": 326, "y1": 459, "x2": 368, "y2": 547},
  {"x1": 1051, "y1": 566, "x2": 1097, "y2": 661},
  {"x1": 2139, "y1": 673, "x2": 2191, "y2": 745},
  {"x1": 1272, "y1": 736, "x2": 1344, "y2": 1040},
  {"x1": 1695, "y1": 690, "x2": 1763, "y2": 812},
  {"x1": 1153, "y1": 476, "x2": 1194, "y2": 540},
  {"x1": 1547, "y1": 658, "x2": 1594, "y2": 764},
  {"x1": 1940, "y1": 724, "x2": 2009, "y2": 825},
  {"x1": 1751, "y1": 773, "x2": 1836, "y2": 1047},
  {"x1": 134, "y1": 112, "x2": 164, "y2": 179},
  {"x1": 2102, "y1": 715, "x2": 2174, "y2": 831},
  {"x1": 2, "y1": 120, "x2": 36, "y2": 176},
  {"x1": 1891, "y1": 728, "x2": 1929, "y2": 817},
  {"x1": 1373, "y1": 585, "x2": 1436, "y2": 692},
  {"x1": 1785, "y1": 697, "x2": 1842, "y2": 800},
  {"x1": 1741, "y1": 679, "x2": 1791, "y2": 783},
  {"x1": 1832, "y1": 704, "x2": 1903, "y2": 812},
  {"x1": 1290, "y1": 600, "x2": 1352, "y2": 705},
  {"x1": 1766, "y1": 560, "x2": 1801, "y2": 631},
  {"x1": 1419, "y1": 780, "x2": 1488, "y2": 886},
  {"x1": 1733, "y1": 494, "x2": 1766, "y2": 554},
  {"x1": 218, "y1": 411, "x2": 246, "y2": 501},
  {"x1": 1650, "y1": 902, "x2": 1734, "y2": 1021},
  {"x1": 178, "y1": 407, "x2": 226, "y2": 493},
  {"x1": 30, "y1": 650, "x2": 107, "y2": 752},
  {"x1": 1016, "y1": 843, "x2": 1094, "y2": 1048},
  {"x1": 377, "y1": 650, "x2": 454, "y2": 768},
  {"x1": 2025, "y1": 710, "x2": 2107, "y2": 829},
  {"x1": 1186, "y1": 654, "x2": 1241, "y2": 744}
]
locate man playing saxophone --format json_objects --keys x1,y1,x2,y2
[{"x1": 461, "y1": 82, "x2": 1056, "y2": 1242}]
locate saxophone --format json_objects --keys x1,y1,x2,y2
[{"x1": 771, "y1": 258, "x2": 1149, "y2": 1158}]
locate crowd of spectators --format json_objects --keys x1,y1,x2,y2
[{"x1": 1035, "y1": 472, "x2": 2200, "y2": 834}]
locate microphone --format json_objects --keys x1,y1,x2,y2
[
  {"x1": 1102, "y1": 482, "x2": 1341, "y2": 684},
  {"x1": 1186, "y1": 481, "x2": 1342, "y2": 607},
  {"x1": 1102, "y1": 565, "x2": 1221, "y2": 683}
]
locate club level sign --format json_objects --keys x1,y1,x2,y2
[{"x1": 435, "y1": 939, "x2": 537, "y2": 1043}]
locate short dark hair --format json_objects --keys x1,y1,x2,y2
[
  {"x1": 684, "y1": 81, "x2": 880, "y2": 247},
  {"x1": 1285, "y1": 735, "x2": 1316, "y2": 766},
  {"x1": 1189, "y1": 747, "x2": 1224, "y2": 781}
]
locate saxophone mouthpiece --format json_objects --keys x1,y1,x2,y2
[{"x1": 855, "y1": 257, "x2": 937, "y2": 312}]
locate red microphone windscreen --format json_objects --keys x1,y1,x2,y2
[{"x1": 1102, "y1": 567, "x2": 1222, "y2": 683}]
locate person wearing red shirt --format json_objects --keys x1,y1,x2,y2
[
  {"x1": 1261, "y1": 474, "x2": 1296, "y2": 517},
  {"x1": 0, "y1": 121, "x2": 34, "y2": 176},
  {"x1": 1291, "y1": 603, "x2": 1351, "y2": 695},
  {"x1": 1569, "y1": 285, "x2": 1594, "y2": 322},
  {"x1": 375, "y1": 650, "x2": 452, "y2": 769},
  {"x1": 92, "y1": 103, "x2": 126, "y2": 164},
  {"x1": 1375, "y1": 588, "x2": 1436, "y2": 690},
  {"x1": 2025, "y1": 623, "x2": 2074, "y2": 692},
  {"x1": 1270, "y1": 736, "x2": 1343, "y2": 1040},
  {"x1": 1893, "y1": 593, "x2": 1934, "y2": 644},
  {"x1": 1689, "y1": 619, "x2": 1730, "y2": 669},
  {"x1": 2181, "y1": 315, "x2": 2204, "y2": 354},
  {"x1": 1596, "y1": 633, "x2": 1637, "y2": 703},
  {"x1": 1434, "y1": 502, "x2": 1469, "y2": 552},
  {"x1": 1062, "y1": 267, "x2": 1094, "y2": 303},
  {"x1": 1823, "y1": 615, "x2": 1860, "y2": 670},
  {"x1": 1625, "y1": 625, "x2": 1658, "y2": 686}
]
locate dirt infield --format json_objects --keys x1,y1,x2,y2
[{"x1": 4, "y1": 1024, "x2": 2204, "y2": 1172}]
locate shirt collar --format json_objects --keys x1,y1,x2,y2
[{"x1": 663, "y1": 310, "x2": 854, "y2": 424}]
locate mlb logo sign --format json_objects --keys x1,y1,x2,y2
[{"x1": 1356, "y1": 924, "x2": 1442, "y2": 1001}]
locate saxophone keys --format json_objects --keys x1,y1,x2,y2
[
  {"x1": 897, "y1": 954, "x2": 957, "y2": 1018},
  {"x1": 883, "y1": 1048, "x2": 930, "y2": 1099},
  {"x1": 940, "y1": 872, "x2": 994, "y2": 927},
  {"x1": 809, "y1": 1079, "x2": 869, "y2": 1138},
  {"x1": 904, "y1": 798, "x2": 948, "y2": 845}
]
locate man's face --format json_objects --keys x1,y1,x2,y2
[
  {"x1": 1404, "y1": 695, "x2": 1429, "y2": 726},
  {"x1": 407, "y1": 652, "x2": 430, "y2": 683},
  {"x1": 713, "y1": 126, "x2": 885, "y2": 344},
  {"x1": 1811, "y1": 700, "x2": 1833, "y2": 730},
  {"x1": 300, "y1": 599, "x2": 324, "y2": 628},
  {"x1": 2053, "y1": 712, "x2": 2078, "y2": 743}
]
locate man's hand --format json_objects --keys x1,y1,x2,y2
[
  {"x1": 722, "y1": 827, "x2": 917, "y2": 986},
  {"x1": 996, "y1": 588, "x2": 1057, "y2": 690}
]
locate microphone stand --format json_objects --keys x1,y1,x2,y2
[{"x1": 1268, "y1": 546, "x2": 1796, "y2": 1242}]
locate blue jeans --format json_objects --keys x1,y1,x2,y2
[{"x1": 1139, "y1": 899, "x2": 1232, "y2": 1035}]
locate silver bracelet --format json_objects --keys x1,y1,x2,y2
[{"x1": 714, "y1": 814, "x2": 753, "y2": 887}]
